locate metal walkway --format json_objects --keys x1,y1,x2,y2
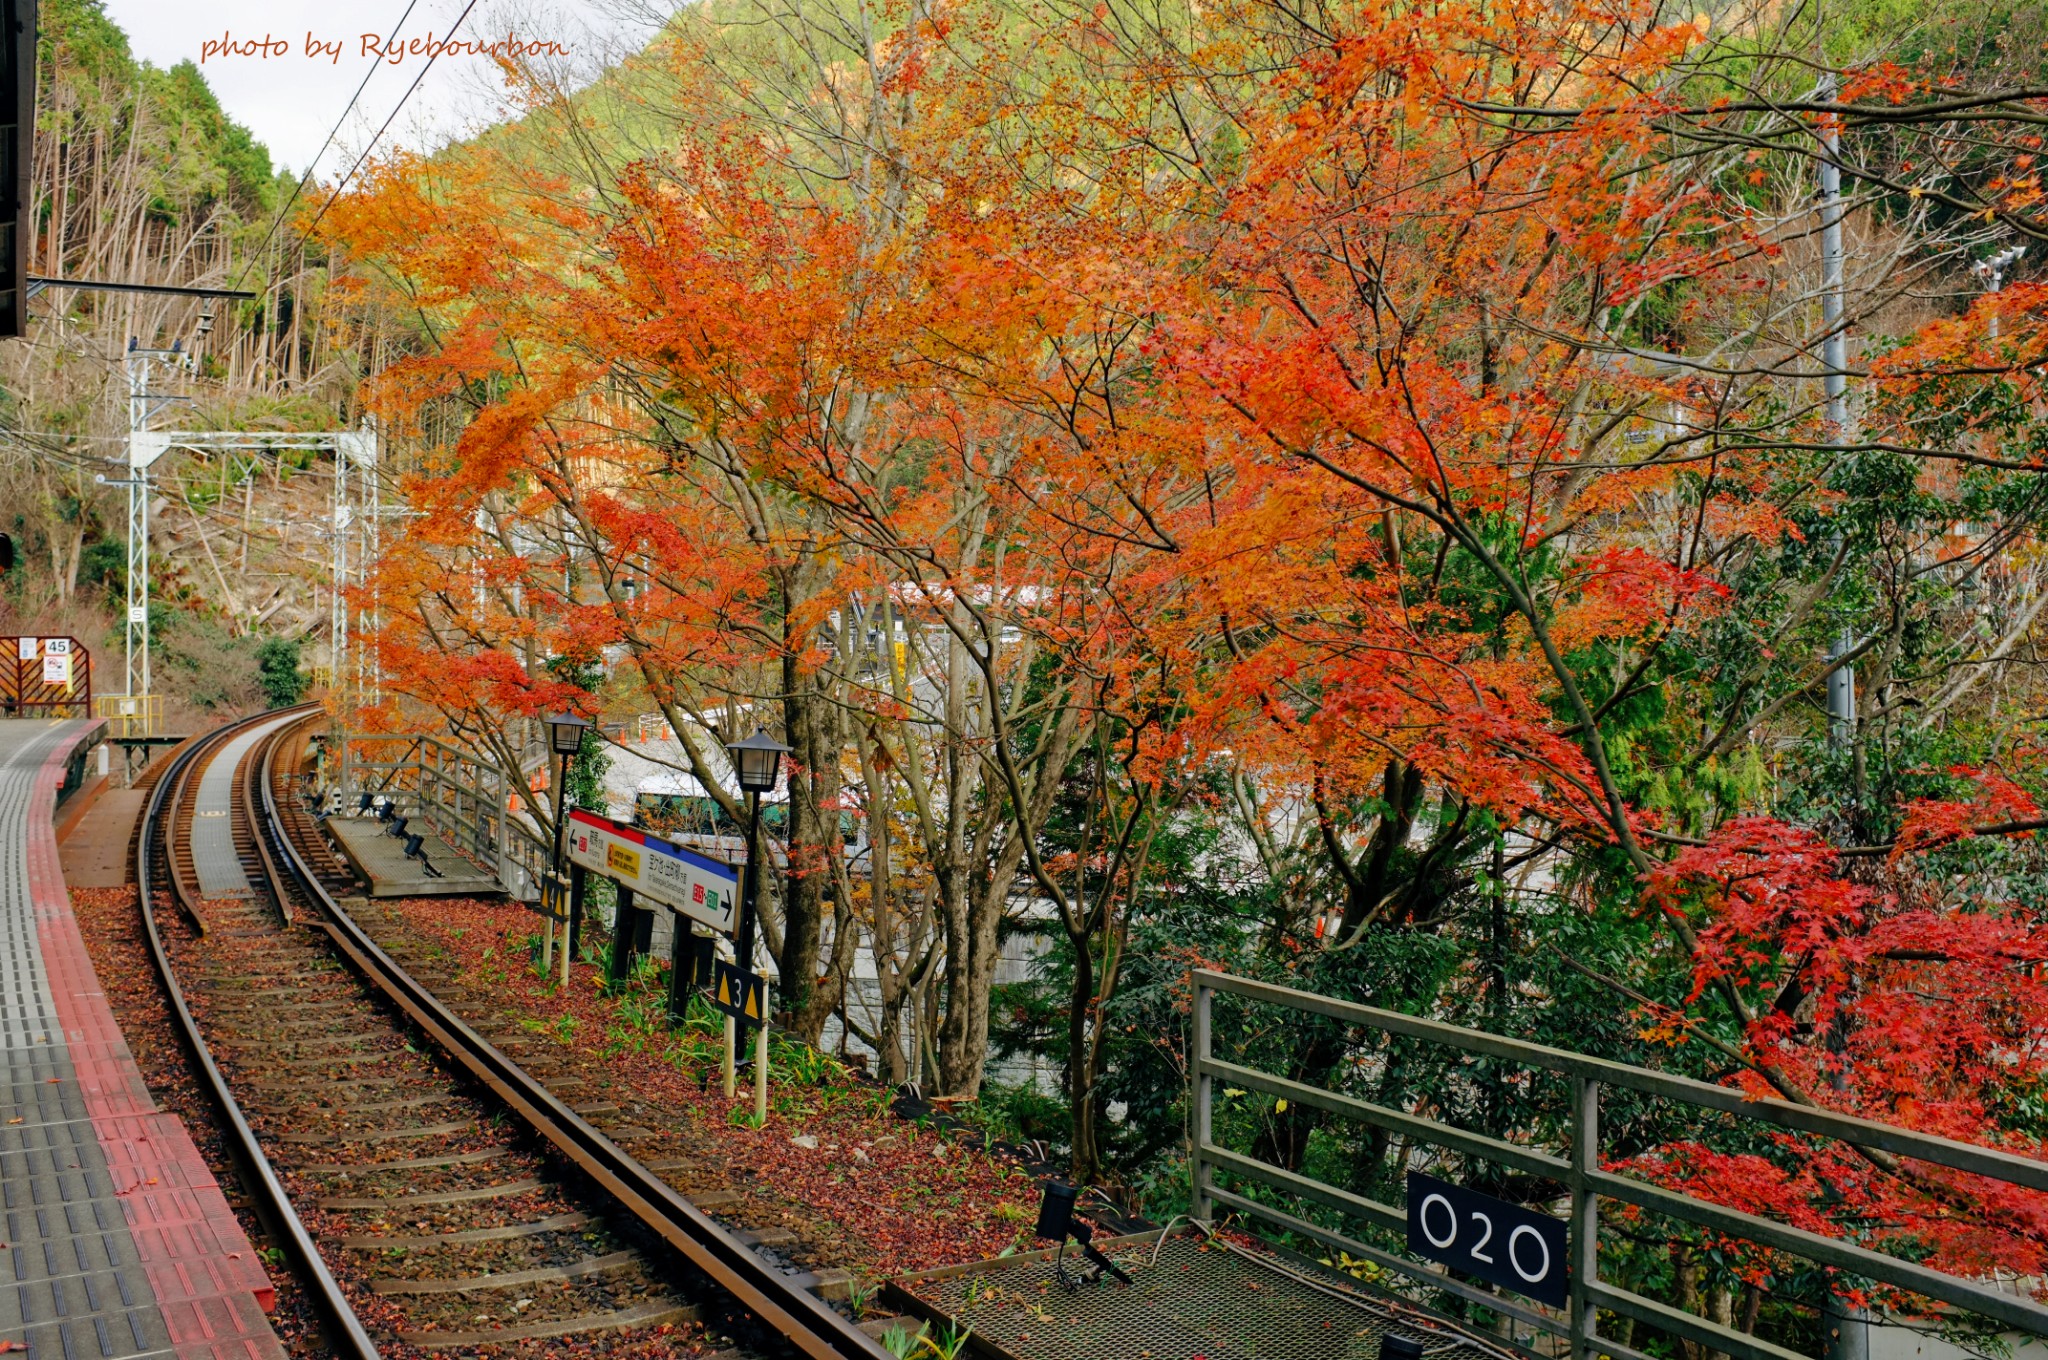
[
  {"x1": 0, "y1": 719, "x2": 284, "y2": 1360},
  {"x1": 325, "y1": 814, "x2": 504, "y2": 898},
  {"x1": 892, "y1": 1231, "x2": 1505, "y2": 1360},
  {"x1": 190, "y1": 718, "x2": 291, "y2": 898}
]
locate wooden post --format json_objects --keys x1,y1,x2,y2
[
  {"x1": 754, "y1": 1015, "x2": 769, "y2": 1124},
  {"x1": 609, "y1": 886, "x2": 638, "y2": 985},
  {"x1": 723, "y1": 1015, "x2": 737, "y2": 1099},
  {"x1": 539, "y1": 872, "x2": 556, "y2": 977},
  {"x1": 568, "y1": 864, "x2": 586, "y2": 961},
  {"x1": 667, "y1": 921, "x2": 697, "y2": 1027}
]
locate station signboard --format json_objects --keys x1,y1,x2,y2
[{"x1": 566, "y1": 808, "x2": 739, "y2": 934}]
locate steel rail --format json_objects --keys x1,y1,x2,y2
[
  {"x1": 257, "y1": 712, "x2": 891, "y2": 1360},
  {"x1": 160, "y1": 728, "x2": 218, "y2": 935},
  {"x1": 136, "y1": 704, "x2": 382, "y2": 1360}
]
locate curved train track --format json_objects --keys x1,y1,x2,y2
[{"x1": 137, "y1": 707, "x2": 893, "y2": 1359}]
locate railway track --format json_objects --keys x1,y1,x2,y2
[{"x1": 139, "y1": 709, "x2": 895, "y2": 1359}]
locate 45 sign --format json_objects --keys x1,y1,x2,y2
[{"x1": 1405, "y1": 1172, "x2": 1568, "y2": 1307}]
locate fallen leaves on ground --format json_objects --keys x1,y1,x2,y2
[{"x1": 389, "y1": 896, "x2": 1042, "y2": 1281}]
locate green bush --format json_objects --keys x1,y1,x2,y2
[{"x1": 254, "y1": 636, "x2": 306, "y2": 707}]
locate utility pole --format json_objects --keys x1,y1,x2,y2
[
  {"x1": 333, "y1": 443, "x2": 352, "y2": 703},
  {"x1": 126, "y1": 348, "x2": 149, "y2": 704},
  {"x1": 1974, "y1": 245, "x2": 2026, "y2": 343},
  {"x1": 121, "y1": 342, "x2": 196, "y2": 718},
  {"x1": 1818, "y1": 72, "x2": 1857, "y2": 747}
]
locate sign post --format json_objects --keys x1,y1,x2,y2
[
  {"x1": 566, "y1": 864, "x2": 585, "y2": 986},
  {"x1": 724, "y1": 1014, "x2": 737, "y2": 1100},
  {"x1": 565, "y1": 807, "x2": 751, "y2": 1094},
  {"x1": 709, "y1": 957, "x2": 770, "y2": 1108},
  {"x1": 539, "y1": 872, "x2": 569, "y2": 980},
  {"x1": 668, "y1": 927, "x2": 712, "y2": 1026}
]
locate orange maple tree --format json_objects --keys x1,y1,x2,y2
[{"x1": 316, "y1": 0, "x2": 2048, "y2": 1318}]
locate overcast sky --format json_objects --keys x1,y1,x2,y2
[{"x1": 103, "y1": 0, "x2": 662, "y2": 180}]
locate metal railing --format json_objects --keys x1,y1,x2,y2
[
  {"x1": 95, "y1": 691, "x2": 162, "y2": 738},
  {"x1": 333, "y1": 731, "x2": 551, "y2": 897},
  {"x1": 1190, "y1": 969, "x2": 2048, "y2": 1360}
]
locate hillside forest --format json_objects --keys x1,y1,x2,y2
[{"x1": 0, "y1": 0, "x2": 361, "y2": 719}]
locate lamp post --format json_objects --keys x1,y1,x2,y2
[
  {"x1": 724, "y1": 728, "x2": 790, "y2": 1120},
  {"x1": 545, "y1": 711, "x2": 592, "y2": 977}
]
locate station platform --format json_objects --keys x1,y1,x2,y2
[
  {"x1": 190, "y1": 718, "x2": 296, "y2": 899},
  {"x1": 326, "y1": 813, "x2": 503, "y2": 898},
  {"x1": 0, "y1": 719, "x2": 285, "y2": 1360},
  {"x1": 58, "y1": 788, "x2": 145, "y2": 889}
]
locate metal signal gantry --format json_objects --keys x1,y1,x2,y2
[{"x1": 117, "y1": 345, "x2": 380, "y2": 732}]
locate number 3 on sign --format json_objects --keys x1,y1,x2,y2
[{"x1": 1405, "y1": 1171, "x2": 1568, "y2": 1307}]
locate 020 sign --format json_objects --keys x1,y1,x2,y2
[{"x1": 1404, "y1": 1171, "x2": 1568, "y2": 1307}]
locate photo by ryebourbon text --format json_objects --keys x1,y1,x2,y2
[{"x1": 200, "y1": 32, "x2": 569, "y2": 65}]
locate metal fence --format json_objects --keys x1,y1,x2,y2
[
  {"x1": 1190, "y1": 968, "x2": 2048, "y2": 1360},
  {"x1": 333, "y1": 731, "x2": 551, "y2": 897},
  {"x1": 94, "y1": 691, "x2": 161, "y2": 739}
]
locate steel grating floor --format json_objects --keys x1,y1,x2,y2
[{"x1": 895, "y1": 1233, "x2": 1509, "y2": 1360}]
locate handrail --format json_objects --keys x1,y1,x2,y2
[
  {"x1": 332, "y1": 729, "x2": 552, "y2": 896},
  {"x1": 1197, "y1": 969, "x2": 2048, "y2": 1189},
  {"x1": 1191, "y1": 968, "x2": 2048, "y2": 1360}
]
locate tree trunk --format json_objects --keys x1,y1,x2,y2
[
  {"x1": 936, "y1": 862, "x2": 1016, "y2": 1097},
  {"x1": 1674, "y1": 1243, "x2": 1702, "y2": 1360},
  {"x1": 1067, "y1": 926, "x2": 1100, "y2": 1183},
  {"x1": 774, "y1": 575, "x2": 843, "y2": 1042}
]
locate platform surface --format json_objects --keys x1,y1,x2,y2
[
  {"x1": 0, "y1": 719, "x2": 285, "y2": 1360},
  {"x1": 326, "y1": 814, "x2": 503, "y2": 898},
  {"x1": 60, "y1": 790, "x2": 145, "y2": 889},
  {"x1": 190, "y1": 719, "x2": 293, "y2": 898}
]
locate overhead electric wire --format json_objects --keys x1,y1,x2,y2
[
  {"x1": 230, "y1": 0, "x2": 427, "y2": 292},
  {"x1": 300, "y1": 0, "x2": 486, "y2": 245}
]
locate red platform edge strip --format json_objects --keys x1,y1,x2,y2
[{"x1": 28, "y1": 726, "x2": 288, "y2": 1360}]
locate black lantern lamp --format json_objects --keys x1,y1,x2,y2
[
  {"x1": 727, "y1": 728, "x2": 790, "y2": 793},
  {"x1": 1035, "y1": 1181, "x2": 1131, "y2": 1291},
  {"x1": 544, "y1": 711, "x2": 593, "y2": 909},
  {"x1": 722, "y1": 730, "x2": 791, "y2": 986},
  {"x1": 547, "y1": 710, "x2": 592, "y2": 757}
]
